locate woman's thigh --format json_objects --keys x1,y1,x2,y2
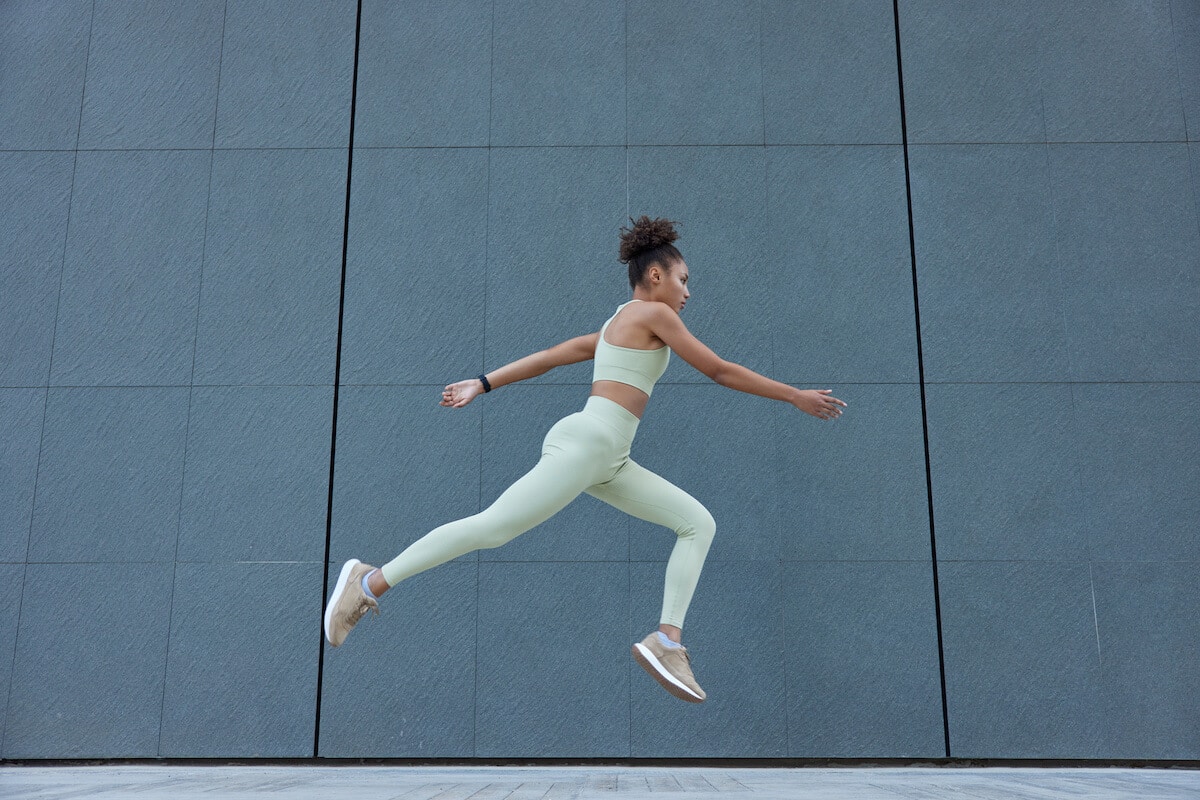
[{"x1": 585, "y1": 458, "x2": 712, "y2": 533}]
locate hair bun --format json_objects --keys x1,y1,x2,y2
[{"x1": 618, "y1": 215, "x2": 680, "y2": 264}]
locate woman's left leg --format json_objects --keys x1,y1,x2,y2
[
  {"x1": 585, "y1": 459, "x2": 716, "y2": 630},
  {"x1": 587, "y1": 458, "x2": 715, "y2": 703}
]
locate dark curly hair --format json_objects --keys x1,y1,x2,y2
[{"x1": 618, "y1": 215, "x2": 683, "y2": 290}]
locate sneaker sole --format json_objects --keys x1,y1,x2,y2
[
  {"x1": 631, "y1": 642, "x2": 705, "y2": 703},
  {"x1": 324, "y1": 558, "x2": 361, "y2": 646}
]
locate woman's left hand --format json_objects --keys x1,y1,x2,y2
[
  {"x1": 792, "y1": 388, "x2": 846, "y2": 420},
  {"x1": 440, "y1": 379, "x2": 484, "y2": 408}
]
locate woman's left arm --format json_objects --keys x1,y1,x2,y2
[
  {"x1": 440, "y1": 333, "x2": 599, "y2": 408},
  {"x1": 643, "y1": 303, "x2": 846, "y2": 420}
]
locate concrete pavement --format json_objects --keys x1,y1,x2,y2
[{"x1": 3, "y1": 764, "x2": 1200, "y2": 800}]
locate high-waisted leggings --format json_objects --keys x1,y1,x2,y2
[{"x1": 380, "y1": 396, "x2": 716, "y2": 629}]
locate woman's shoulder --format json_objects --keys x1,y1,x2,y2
[{"x1": 624, "y1": 299, "x2": 674, "y2": 316}]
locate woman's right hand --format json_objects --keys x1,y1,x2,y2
[
  {"x1": 440, "y1": 379, "x2": 484, "y2": 408},
  {"x1": 793, "y1": 389, "x2": 846, "y2": 420}
]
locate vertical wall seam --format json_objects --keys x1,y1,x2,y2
[
  {"x1": 474, "y1": 0, "x2": 496, "y2": 759},
  {"x1": 3, "y1": 0, "x2": 98, "y2": 760},
  {"x1": 156, "y1": 0, "x2": 227, "y2": 757},
  {"x1": 314, "y1": 0, "x2": 363, "y2": 758},
  {"x1": 24, "y1": 0, "x2": 94, "y2": 566},
  {"x1": 623, "y1": 2, "x2": 632, "y2": 755},
  {"x1": 757, "y1": 0, "x2": 767, "y2": 148},
  {"x1": 1165, "y1": 0, "x2": 1192, "y2": 143},
  {"x1": 891, "y1": 0, "x2": 952, "y2": 759},
  {"x1": 1089, "y1": 562, "x2": 1102, "y2": 669}
]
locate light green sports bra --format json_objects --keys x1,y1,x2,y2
[{"x1": 592, "y1": 300, "x2": 671, "y2": 396}]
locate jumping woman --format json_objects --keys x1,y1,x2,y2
[{"x1": 324, "y1": 216, "x2": 846, "y2": 703}]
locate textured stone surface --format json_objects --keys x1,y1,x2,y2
[
  {"x1": 328, "y1": 385, "x2": 481, "y2": 568},
  {"x1": 1093, "y1": 561, "x2": 1200, "y2": 759},
  {"x1": 0, "y1": 563, "x2": 24, "y2": 754},
  {"x1": 192, "y1": 149, "x2": 345, "y2": 386},
  {"x1": 340, "y1": 148, "x2": 488, "y2": 386},
  {"x1": 766, "y1": 145, "x2": 915, "y2": 384},
  {"x1": 491, "y1": 0, "x2": 624, "y2": 147},
  {"x1": 898, "y1": 0, "x2": 1045, "y2": 143},
  {"x1": 1193, "y1": 143, "x2": 1200, "y2": 240},
  {"x1": 1072, "y1": 383, "x2": 1200, "y2": 563},
  {"x1": 214, "y1": 0, "x2": 355, "y2": 149},
  {"x1": 1048, "y1": 144, "x2": 1200, "y2": 382},
  {"x1": 763, "y1": 0, "x2": 901, "y2": 145},
  {"x1": 784, "y1": 561, "x2": 944, "y2": 758},
  {"x1": 1040, "y1": 2, "x2": 1185, "y2": 142},
  {"x1": 776, "y1": 383, "x2": 929, "y2": 562},
  {"x1": 1176, "y1": 0, "x2": 1200, "y2": 142},
  {"x1": 925, "y1": 383, "x2": 1089, "y2": 561},
  {"x1": 486, "y1": 147, "x2": 625, "y2": 371},
  {"x1": 900, "y1": 0, "x2": 1187, "y2": 144},
  {"x1": 629, "y1": 560, "x2": 787, "y2": 757},
  {"x1": 0, "y1": 151, "x2": 74, "y2": 388},
  {"x1": 50, "y1": 150, "x2": 210, "y2": 387},
  {"x1": 475, "y1": 562, "x2": 629, "y2": 756},
  {"x1": 0, "y1": 390, "x2": 43, "y2": 564},
  {"x1": 627, "y1": 0, "x2": 763, "y2": 145},
  {"x1": 318, "y1": 562, "x2": 477, "y2": 757},
  {"x1": 177, "y1": 386, "x2": 332, "y2": 563},
  {"x1": 28, "y1": 387, "x2": 188, "y2": 564},
  {"x1": 354, "y1": 0, "x2": 491, "y2": 147},
  {"x1": 939, "y1": 561, "x2": 1104, "y2": 759},
  {"x1": 160, "y1": 562, "x2": 322, "y2": 757},
  {"x1": 626, "y1": 146, "x2": 772, "y2": 380},
  {"x1": 3, "y1": 563, "x2": 173, "y2": 758},
  {"x1": 78, "y1": 0, "x2": 224, "y2": 149},
  {"x1": 0, "y1": 0, "x2": 90, "y2": 149},
  {"x1": 910, "y1": 144, "x2": 1067, "y2": 381}
]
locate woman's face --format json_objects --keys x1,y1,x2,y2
[{"x1": 650, "y1": 259, "x2": 690, "y2": 314}]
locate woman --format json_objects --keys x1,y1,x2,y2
[{"x1": 324, "y1": 216, "x2": 846, "y2": 703}]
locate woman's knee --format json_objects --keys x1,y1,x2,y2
[
  {"x1": 679, "y1": 504, "x2": 716, "y2": 544},
  {"x1": 457, "y1": 512, "x2": 525, "y2": 550}
]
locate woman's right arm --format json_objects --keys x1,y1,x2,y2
[
  {"x1": 440, "y1": 333, "x2": 599, "y2": 408},
  {"x1": 644, "y1": 303, "x2": 846, "y2": 420}
]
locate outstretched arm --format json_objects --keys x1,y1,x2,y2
[
  {"x1": 644, "y1": 303, "x2": 846, "y2": 420},
  {"x1": 440, "y1": 333, "x2": 599, "y2": 408}
]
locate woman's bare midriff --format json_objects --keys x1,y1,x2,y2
[{"x1": 590, "y1": 380, "x2": 649, "y2": 419}]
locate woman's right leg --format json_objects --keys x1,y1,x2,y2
[
  {"x1": 378, "y1": 414, "x2": 601, "y2": 588},
  {"x1": 325, "y1": 407, "x2": 612, "y2": 648}
]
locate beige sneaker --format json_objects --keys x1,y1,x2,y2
[
  {"x1": 324, "y1": 559, "x2": 379, "y2": 647},
  {"x1": 632, "y1": 631, "x2": 706, "y2": 703}
]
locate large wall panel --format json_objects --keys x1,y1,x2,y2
[
  {"x1": 50, "y1": 151, "x2": 210, "y2": 387},
  {"x1": 0, "y1": 0, "x2": 91, "y2": 150},
  {"x1": 340, "y1": 148, "x2": 489, "y2": 387},
  {"x1": 5, "y1": 564, "x2": 174, "y2": 758},
  {"x1": 77, "y1": 0, "x2": 225, "y2": 150},
  {"x1": 0, "y1": 152, "x2": 75, "y2": 388}
]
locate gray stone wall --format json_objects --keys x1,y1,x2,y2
[{"x1": 1, "y1": 0, "x2": 1197, "y2": 760}]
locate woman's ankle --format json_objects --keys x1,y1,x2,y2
[
  {"x1": 366, "y1": 569, "x2": 390, "y2": 598},
  {"x1": 657, "y1": 623, "x2": 682, "y2": 644}
]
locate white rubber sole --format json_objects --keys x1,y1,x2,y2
[
  {"x1": 324, "y1": 558, "x2": 361, "y2": 645},
  {"x1": 632, "y1": 642, "x2": 705, "y2": 703}
]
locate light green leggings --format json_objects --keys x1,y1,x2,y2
[{"x1": 380, "y1": 396, "x2": 716, "y2": 628}]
